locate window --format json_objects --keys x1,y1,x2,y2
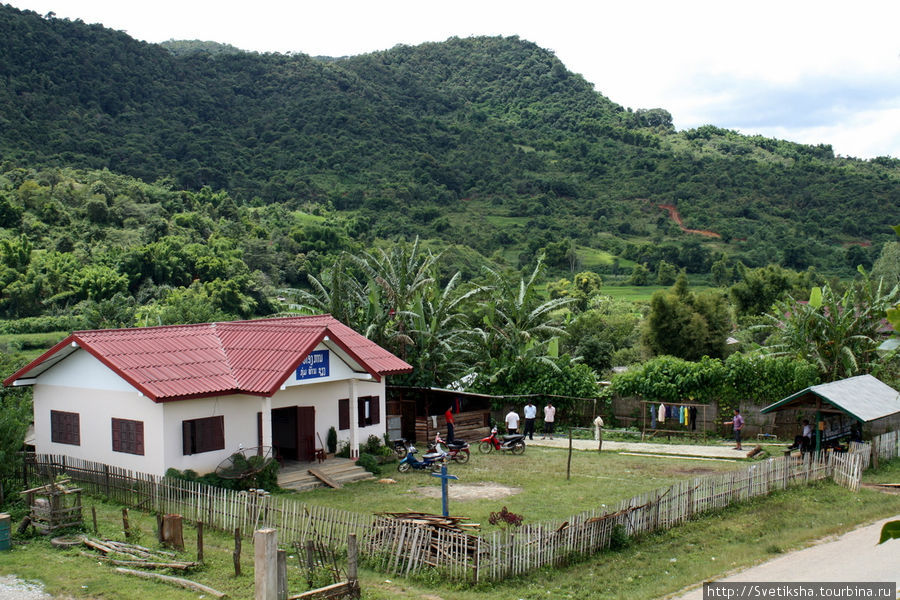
[
  {"x1": 182, "y1": 416, "x2": 225, "y2": 455},
  {"x1": 50, "y1": 410, "x2": 80, "y2": 446},
  {"x1": 111, "y1": 418, "x2": 144, "y2": 455},
  {"x1": 338, "y1": 399, "x2": 349, "y2": 431},
  {"x1": 357, "y1": 396, "x2": 380, "y2": 427}
]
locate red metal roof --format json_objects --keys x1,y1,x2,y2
[{"x1": 4, "y1": 315, "x2": 412, "y2": 402}]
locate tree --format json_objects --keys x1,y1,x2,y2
[
  {"x1": 562, "y1": 295, "x2": 642, "y2": 373},
  {"x1": 758, "y1": 274, "x2": 900, "y2": 381},
  {"x1": 475, "y1": 256, "x2": 575, "y2": 388},
  {"x1": 730, "y1": 264, "x2": 818, "y2": 317},
  {"x1": 644, "y1": 273, "x2": 733, "y2": 361},
  {"x1": 656, "y1": 260, "x2": 677, "y2": 285},
  {"x1": 627, "y1": 263, "x2": 651, "y2": 286}
]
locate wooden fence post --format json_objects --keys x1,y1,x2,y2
[
  {"x1": 305, "y1": 540, "x2": 315, "y2": 586},
  {"x1": 91, "y1": 506, "x2": 98, "y2": 534},
  {"x1": 234, "y1": 528, "x2": 242, "y2": 576},
  {"x1": 276, "y1": 549, "x2": 287, "y2": 600},
  {"x1": 197, "y1": 521, "x2": 204, "y2": 563},
  {"x1": 254, "y1": 528, "x2": 278, "y2": 600},
  {"x1": 347, "y1": 533, "x2": 359, "y2": 597},
  {"x1": 122, "y1": 508, "x2": 130, "y2": 539}
]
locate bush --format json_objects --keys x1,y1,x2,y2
[
  {"x1": 364, "y1": 434, "x2": 383, "y2": 455},
  {"x1": 609, "y1": 523, "x2": 631, "y2": 550},
  {"x1": 356, "y1": 452, "x2": 381, "y2": 476},
  {"x1": 327, "y1": 426, "x2": 337, "y2": 454}
]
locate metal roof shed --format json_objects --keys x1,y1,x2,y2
[{"x1": 761, "y1": 375, "x2": 900, "y2": 450}]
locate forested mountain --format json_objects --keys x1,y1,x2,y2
[{"x1": 1, "y1": 3, "x2": 899, "y2": 285}]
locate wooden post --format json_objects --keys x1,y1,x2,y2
[
  {"x1": 254, "y1": 528, "x2": 278, "y2": 600},
  {"x1": 122, "y1": 508, "x2": 130, "y2": 539},
  {"x1": 91, "y1": 506, "x2": 98, "y2": 534},
  {"x1": 305, "y1": 540, "x2": 315, "y2": 586},
  {"x1": 162, "y1": 514, "x2": 184, "y2": 550},
  {"x1": 104, "y1": 464, "x2": 110, "y2": 497},
  {"x1": 347, "y1": 533, "x2": 359, "y2": 598},
  {"x1": 233, "y1": 528, "x2": 242, "y2": 576},
  {"x1": 566, "y1": 429, "x2": 573, "y2": 481},
  {"x1": 276, "y1": 549, "x2": 287, "y2": 600},
  {"x1": 156, "y1": 514, "x2": 164, "y2": 542},
  {"x1": 197, "y1": 521, "x2": 204, "y2": 563}
]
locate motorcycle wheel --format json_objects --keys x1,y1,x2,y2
[
  {"x1": 398, "y1": 461, "x2": 411, "y2": 473},
  {"x1": 511, "y1": 441, "x2": 526, "y2": 455},
  {"x1": 478, "y1": 441, "x2": 493, "y2": 454},
  {"x1": 430, "y1": 462, "x2": 444, "y2": 473},
  {"x1": 454, "y1": 449, "x2": 470, "y2": 464},
  {"x1": 394, "y1": 445, "x2": 408, "y2": 459}
]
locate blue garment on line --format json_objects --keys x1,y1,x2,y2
[{"x1": 650, "y1": 404, "x2": 657, "y2": 428}]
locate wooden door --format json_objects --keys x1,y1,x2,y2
[{"x1": 296, "y1": 406, "x2": 316, "y2": 462}]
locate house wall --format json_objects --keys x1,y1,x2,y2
[
  {"x1": 271, "y1": 378, "x2": 386, "y2": 447},
  {"x1": 30, "y1": 344, "x2": 390, "y2": 477},
  {"x1": 31, "y1": 350, "x2": 166, "y2": 474},
  {"x1": 162, "y1": 394, "x2": 263, "y2": 476}
]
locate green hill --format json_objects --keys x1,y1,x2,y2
[{"x1": 1, "y1": 4, "x2": 898, "y2": 286}]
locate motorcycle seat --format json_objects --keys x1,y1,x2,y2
[
  {"x1": 423, "y1": 452, "x2": 443, "y2": 460},
  {"x1": 447, "y1": 440, "x2": 467, "y2": 448},
  {"x1": 502, "y1": 435, "x2": 524, "y2": 441}
]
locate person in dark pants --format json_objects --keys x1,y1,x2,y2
[
  {"x1": 445, "y1": 406, "x2": 455, "y2": 442},
  {"x1": 523, "y1": 400, "x2": 537, "y2": 440},
  {"x1": 724, "y1": 408, "x2": 744, "y2": 450}
]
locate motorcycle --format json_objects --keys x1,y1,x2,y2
[
  {"x1": 397, "y1": 444, "x2": 446, "y2": 473},
  {"x1": 390, "y1": 437, "x2": 413, "y2": 459},
  {"x1": 478, "y1": 427, "x2": 526, "y2": 455},
  {"x1": 428, "y1": 433, "x2": 470, "y2": 464}
]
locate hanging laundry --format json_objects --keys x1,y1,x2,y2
[
  {"x1": 684, "y1": 406, "x2": 689, "y2": 429},
  {"x1": 658, "y1": 403, "x2": 666, "y2": 424},
  {"x1": 689, "y1": 406, "x2": 698, "y2": 430},
  {"x1": 650, "y1": 404, "x2": 657, "y2": 428},
  {"x1": 678, "y1": 406, "x2": 685, "y2": 425}
]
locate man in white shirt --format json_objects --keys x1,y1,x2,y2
[
  {"x1": 543, "y1": 402, "x2": 556, "y2": 439},
  {"x1": 523, "y1": 401, "x2": 537, "y2": 440},
  {"x1": 505, "y1": 409, "x2": 520, "y2": 434}
]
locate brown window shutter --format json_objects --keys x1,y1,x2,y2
[
  {"x1": 134, "y1": 421, "x2": 144, "y2": 455},
  {"x1": 370, "y1": 396, "x2": 380, "y2": 425},
  {"x1": 339, "y1": 398, "x2": 349, "y2": 430},
  {"x1": 111, "y1": 419, "x2": 121, "y2": 452},
  {"x1": 257, "y1": 412, "x2": 263, "y2": 447},
  {"x1": 183, "y1": 421, "x2": 193, "y2": 455},
  {"x1": 357, "y1": 397, "x2": 367, "y2": 427},
  {"x1": 212, "y1": 415, "x2": 225, "y2": 451}
]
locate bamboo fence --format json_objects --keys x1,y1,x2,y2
[{"x1": 26, "y1": 429, "x2": 898, "y2": 583}]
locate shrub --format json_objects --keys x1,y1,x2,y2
[
  {"x1": 356, "y1": 452, "x2": 381, "y2": 476},
  {"x1": 364, "y1": 434, "x2": 383, "y2": 455},
  {"x1": 327, "y1": 426, "x2": 337, "y2": 454}
]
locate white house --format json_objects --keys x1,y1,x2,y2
[{"x1": 4, "y1": 315, "x2": 412, "y2": 476}]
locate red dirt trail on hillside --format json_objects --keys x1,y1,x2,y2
[{"x1": 658, "y1": 204, "x2": 721, "y2": 238}]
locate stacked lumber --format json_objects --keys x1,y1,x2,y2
[
  {"x1": 369, "y1": 511, "x2": 482, "y2": 573},
  {"x1": 375, "y1": 511, "x2": 479, "y2": 532},
  {"x1": 80, "y1": 537, "x2": 198, "y2": 570}
]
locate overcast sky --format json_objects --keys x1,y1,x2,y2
[{"x1": 10, "y1": 0, "x2": 900, "y2": 159}]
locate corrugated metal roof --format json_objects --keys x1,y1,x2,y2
[
  {"x1": 4, "y1": 315, "x2": 412, "y2": 402},
  {"x1": 761, "y1": 374, "x2": 900, "y2": 422}
]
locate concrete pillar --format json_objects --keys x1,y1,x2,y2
[{"x1": 254, "y1": 528, "x2": 278, "y2": 600}]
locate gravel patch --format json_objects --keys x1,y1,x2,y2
[{"x1": 0, "y1": 575, "x2": 52, "y2": 600}]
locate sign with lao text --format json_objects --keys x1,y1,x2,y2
[{"x1": 296, "y1": 350, "x2": 330, "y2": 380}]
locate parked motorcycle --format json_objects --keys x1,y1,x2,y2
[
  {"x1": 390, "y1": 437, "x2": 412, "y2": 459},
  {"x1": 478, "y1": 427, "x2": 526, "y2": 455},
  {"x1": 428, "y1": 433, "x2": 470, "y2": 464},
  {"x1": 397, "y1": 445, "x2": 446, "y2": 473}
]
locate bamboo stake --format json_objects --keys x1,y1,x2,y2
[{"x1": 114, "y1": 568, "x2": 227, "y2": 598}]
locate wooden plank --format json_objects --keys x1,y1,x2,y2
[{"x1": 307, "y1": 469, "x2": 342, "y2": 489}]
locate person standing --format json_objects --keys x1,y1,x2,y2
[
  {"x1": 724, "y1": 408, "x2": 744, "y2": 450},
  {"x1": 505, "y1": 408, "x2": 520, "y2": 434},
  {"x1": 444, "y1": 405, "x2": 455, "y2": 442},
  {"x1": 542, "y1": 401, "x2": 556, "y2": 439},
  {"x1": 523, "y1": 400, "x2": 537, "y2": 440}
]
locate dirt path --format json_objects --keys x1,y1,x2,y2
[
  {"x1": 664, "y1": 515, "x2": 900, "y2": 599},
  {"x1": 658, "y1": 203, "x2": 721, "y2": 238},
  {"x1": 528, "y1": 437, "x2": 747, "y2": 460}
]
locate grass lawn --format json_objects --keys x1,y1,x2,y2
[
  {"x1": 2, "y1": 456, "x2": 897, "y2": 600},
  {"x1": 295, "y1": 446, "x2": 740, "y2": 526}
]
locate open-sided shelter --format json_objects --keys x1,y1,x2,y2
[
  {"x1": 761, "y1": 374, "x2": 900, "y2": 451},
  {"x1": 4, "y1": 315, "x2": 412, "y2": 476}
]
